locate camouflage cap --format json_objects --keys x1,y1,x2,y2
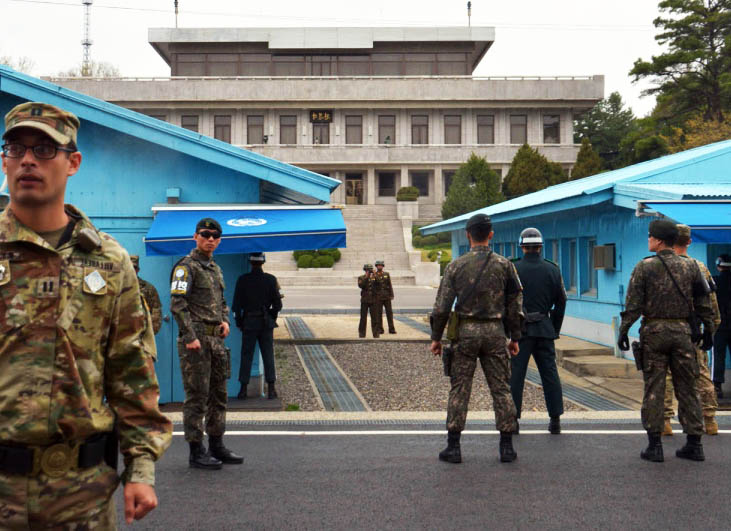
[
  {"x1": 675, "y1": 224, "x2": 691, "y2": 245},
  {"x1": 3, "y1": 102, "x2": 80, "y2": 145},
  {"x1": 649, "y1": 219, "x2": 678, "y2": 242},
  {"x1": 363, "y1": 263, "x2": 373, "y2": 270},
  {"x1": 196, "y1": 217, "x2": 222, "y2": 234},
  {"x1": 130, "y1": 255, "x2": 140, "y2": 269},
  {"x1": 375, "y1": 260, "x2": 384, "y2": 266}
]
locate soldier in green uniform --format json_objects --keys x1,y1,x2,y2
[
  {"x1": 662, "y1": 225, "x2": 720, "y2": 436},
  {"x1": 374, "y1": 259, "x2": 396, "y2": 335},
  {"x1": 619, "y1": 220, "x2": 715, "y2": 463},
  {"x1": 0, "y1": 102, "x2": 172, "y2": 527},
  {"x1": 358, "y1": 264, "x2": 380, "y2": 338},
  {"x1": 170, "y1": 218, "x2": 244, "y2": 469},
  {"x1": 431, "y1": 214, "x2": 523, "y2": 464},
  {"x1": 130, "y1": 255, "x2": 162, "y2": 335}
]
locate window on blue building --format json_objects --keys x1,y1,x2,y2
[
  {"x1": 561, "y1": 238, "x2": 577, "y2": 293},
  {"x1": 581, "y1": 238, "x2": 598, "y2": 296}
]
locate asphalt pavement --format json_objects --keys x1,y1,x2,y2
[{"x1": 116, "y1": 418, "x2": 731, "y2": 530}]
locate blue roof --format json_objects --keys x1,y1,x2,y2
[
  {"x1": 423, "y1": 139, "x2": 731, "y2": 234},
  {"x1": 0, "y1": 66, "x2": 340, "y2": 202}
]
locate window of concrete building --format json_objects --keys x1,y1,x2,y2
[
  {"x1": 345, "y1": 115, "x2": 363, "y2": 144},
  {"x1": 543, "y1": 114, "x2": 560, "y2": 144},
  {"x1": 436, "y1": 53, "x2": 468, "y2": 75},
  {"x1": 444, "y1": 115, "x2": 461, "y2": 144},
  {"x1": 345, "y1": 173, "x2": 364, "y2": 205},
  {"x1": 510, "y1": 115, "x2": 527, "y2": 144},
  {"x1": 176, "y1": 53, "x2": 205, "y2": 76},
  {"x1": 378, "y1": 172, "x2": 396, "y2": 196},
  {"x1": 181, "y1": 115, "x2": 199, "y2": 132},
  {"x1": 411, "y1": 171, "x2": 429, "y2": 197},
  {"x1": 372, "y1": 54, "x2": 403, "y2": 75},
  {"x1": 214, "y1": 115, "x2": 231, "y2": 143},
  {"x1": 337, "y1": 55, "x2": 370, "y2": 75},
  {"x1": 411, "y1": 115, "x2": 429, "y2": 145},
  {"x1": 247, "y1": 115, "x2": 264, "y2": 144},
  {"x1": 443, "y1": 170, "x2": 456, "y2": 196},
  {"x1": 310, "y1": 56, "x2": 333, "y2": 76},
  {"x1": 241, "y1": 54, "x2": 271, "y2": 76},
  {"x1": 379, "y1": 115, "x2": 396, "y2": 144},
  {"x1": 280, "y1": 115, "x2": 297, "y2": 145},
  {"x1": 313, "y1": 123, "x2": 330, "y2": 144},
  {"x1": 477, "y1": 114, "x2": 495, "y2": 144},
  {"x1": 272, "y1": 55, "x2": 305, "y2": 76},
  {"x1": 208, "y1": 54, "x2": 239, "y2": 76},
  {"x1": 581, "y1": 238, "x2": 598, "y2": 296},
  {"x1": 404, "y1": 53, "x2": 435, "y2": 75}
]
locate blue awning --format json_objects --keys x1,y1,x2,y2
[
  {"x1": 643, "y1": 201, "x2": 731, "y2": 243},
  {"x1": 144, "y1": 205, "x2": 346, "y2": 256}
]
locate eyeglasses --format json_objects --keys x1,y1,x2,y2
[
  {"x1": 198, "y1": 230, "x2": 221, "y2": 240},
  {"x1": 2, "y1": 143, "x2": 75, "y2": 160}
]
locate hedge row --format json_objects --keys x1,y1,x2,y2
[
  {"x1": 293, "y1": 248, "x2": 341, "y2": 268},
  {"x1": 396, "y1": 186, "x2": 419, "y2": 201}
]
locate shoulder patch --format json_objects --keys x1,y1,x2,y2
[
  {"x1": 510, "y1": 257, "x2": 520, "y2": 263},
  {"x1": 170, "y1": 265, "x2": 189, "y2": 295}
]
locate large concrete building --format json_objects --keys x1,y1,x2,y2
[{"x1": 52, "y1": 26, "x2": 604, "y2": 220}]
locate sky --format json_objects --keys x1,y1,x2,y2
[{"x1": 0, "y1": 0, "x2": 665, "y2": 117}]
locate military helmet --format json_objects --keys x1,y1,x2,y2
[
  {"x1": 375, "y1": 260, "x2": 384, "y2": 266},
  {"x1": 519, "y1": 227, "x2": 543, "y2": 246},
  {"x1": 717, "y1": 254, "x2": 731, "y2": 268},
  {"x1": 249, "y1": 252, "x2": 266, "y2": 263},
  {"x1": 363, "y1": 263, "x2": 373, "y2": 271}
]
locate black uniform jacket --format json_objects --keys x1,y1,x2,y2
[
  {"x1": 714, "y1": 271, "x2": 730, "y2": 331},
  {"x1": 232, "y1": 269, "x2": 283, "y2": 329},
  {"x1": 513, "y1": 253, "x2": 567, "y2": 338}
]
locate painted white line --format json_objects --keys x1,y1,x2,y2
[{"x1": 171, "y1": 430, "x2": 731, "y2": 436}]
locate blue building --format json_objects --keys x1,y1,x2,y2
[
  {"x1": 0, "y1": 66, "x2": 345, "y2": 402},
  {"x1": 422, "y1": 141, "x2": 731, "y2": 383}
]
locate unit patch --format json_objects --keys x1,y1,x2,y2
[
  {"x1": 0, "y1": 260, "x2": 9, "y2": 286},
  {"x1": 171, "y1": 266, "x2": 189, "y2": 295},
  {"x1": 83, "y1": 269, "x2": 107, "y2": 295}
]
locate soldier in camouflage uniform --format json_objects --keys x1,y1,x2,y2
[
  {"x1": 662, "y1": 225, "x2": 720, "y2": 436},
  {"x1": 170, "y1": 218, "x2": 244, "y2": 469},
  {"x1": 619, "y1": 220, "x2": 715, "y2": 463},
  {"x1": 374, "y1": 259, "x2": 396, "y2": 334},
  {"x1": 130, "y1": 255, "x2": 162, "y2": 335},
  {"x1": 0, "y1": 102, "x2": 171, "y2": 528},
  {"x1": 358, "y1": 264, "x2": 380, "y2": 338},
  {"x1": 431, "y1": 213, "x2": 523, "y2": 464}
]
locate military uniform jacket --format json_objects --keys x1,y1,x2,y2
[
  {"x1": 232, "y1": 269, "x2": 283, "y2": 328},
  {"x1": 374, "y1": 270, "x2": 394, "y2": 301},
  {"x1": 0, "y1": 205, "x2": 172, "y2": 484},
  {"x1": 432, "y1": 245, "x2": 524, "y2": 341},
  {"x1": 619, "y1": 249, "x2": 715, "y2": 336},
  {"x1": 139, "y1": 277, "x2": 162, "y2": 335},
  {"x1": 170, "y1": 248, "x2": 230, "y2": 344},
  {"x1": 513, "y1": 253, "x2": 567, "y2": 338},
  {"x1": 686, "y1": 256, "x2": 720, "y2": 328},
  {"x1": 714, "y1": 270, "x2": 730, "y2": 330},
  {"x1": 358, "y1": 273, "x2": 377, "y2": 303}
]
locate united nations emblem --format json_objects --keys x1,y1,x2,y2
[{"x1": 227, "y1": 218, "x2": 267, "y2": 227}]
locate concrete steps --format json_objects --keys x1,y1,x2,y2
[
  {"x1": 555, "y1": 337, "x2": 641, "y2": 380},
  {"x1": 274, "y1": 269, "x2": 416, "y2": 286}
]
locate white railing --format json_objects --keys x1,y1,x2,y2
[{"x1": 45, "y1": 75, "x2": 598, "y2": 82}]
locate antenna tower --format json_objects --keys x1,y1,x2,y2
[{"x1": 81, "y1": 0, "x2": 93, "y2": 76}]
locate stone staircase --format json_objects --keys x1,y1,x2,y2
[{"x1": 556, "y1": 337, "x2": 641, "y2": 380}]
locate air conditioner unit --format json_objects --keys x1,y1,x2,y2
[{"x1": 594, "y1": 244, "x2": 615, "y2": 270}]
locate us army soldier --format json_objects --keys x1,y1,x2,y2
[
  {"x1": 374, "y1": 259, "x2": 396, "y2": 334},
  {"x1": 430, "y1": 213, "x2": 523, "y2": 464},
  {"x1": 619, "y1": 219, "x2": 714, "y2": 463},
  {"x1": 0, "y1": 101, "x2": 171, "y2": 527},
  {"x1": 131, "y1": 254, "x2": 162, "y2": 335},
  {"x1": 170, "y1": 218, "x2": 244, "y2": 469}
]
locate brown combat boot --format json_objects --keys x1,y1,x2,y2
[
  {"x1": 704, "y1": 416, "x2": 719, "y2": 436},
  {"x1": 662, "y1": 419, "x2": 673, "y2": 436}
]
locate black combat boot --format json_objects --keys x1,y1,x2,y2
[
  {"x1": 267, "y1": 382, "x2": 278, "y2": 399},
  {"x1": 438, "y1": 431, "x2": 462, "y2": 464},
  {"x1": 209, "y1": 436, "x2": 244, "y2": 464},
  {"x1": 548, "y1": 415, "x2": 561, "y2": 435},
  {"x1": 499, "y1": 432, "x2": 517, "y2": 462},
  {"x1": 512, "y1": 419, "x2": 520, "y2": 435},
  {"x1": 236, "y1": 384, "x2": 247, "y2": 400},
  {"x1": 676, "y1": 434, "x2": 705, "y2": 461},
  {"x1": 715, "y1": 383, "x2": 724, "y2": 399},
  {"x1": 640, "y1": 432, "x2": 664, "y2": 462},
  {"x1": 189, "y1": 441, "x2": 222, "y2": 470}
]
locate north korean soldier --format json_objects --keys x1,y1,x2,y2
[
  {"x1": 358, "y1": 263, "x2": 380, "y2": 338},
  {"x1": 618, "y1": 219, "x2": 715, "y2": 463},
  {"x1": 170, "y1": 218, "x2": 244, "y2": 469},
  {"x1": 131, "y1": 254, "x2": 162, "y2": 336},
  {"x1": 662, "y1": 225, "x2": 721, "y2": 436},
  {"x1": 0, "y1": 102, "x2": 172, "y2": 527},
  {"x1": 232, "y1": 252, "x2": 283, "y2": 400},
  {"x1": 430, "y1": 213, "x2": 523, "y2": 464},
  {"x1": 509, "y1": 228, "x2": 567, "y2": 435},
  {"x1": 712, "y1": 254, "x2": 731, "y2": 399},
  {"x1": 374, "y1": 259, "x2": 397, "y2": 334}
]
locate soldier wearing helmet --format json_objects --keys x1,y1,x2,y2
[
  {"x1": 374, "y1": 259, "x2": 396, "y2": 335},
  {"x1": 712, "y1": 253, "x2": 731, "y2": 399},
  {"x1": 510, "y1": 227, "x2": 567, "y2": 435},
  {"x1": 358, "y1": 264, "x2": 380, "y2": 338}
]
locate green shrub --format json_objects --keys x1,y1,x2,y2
[
  {"x1": 297, "y1": 254, "x2": 313, "y2": 268},
  {"x1": 285, "y1": 404, "x2": 300, "y2": 411},
  {"x1": 313, "y1": 255, "x2": 335, "y2": 268},
  {"x1": 412, "y1": 235, "x2": 423, "y2": 247},
  {"x1": 427, "y1": 250, "x2": 438, "y2": 262},
  {"x1": 437, "y1": 231, "x2": 451, "y2": 243},
  {"x1": 412, "y1": 224, "x2": 424, "y2": 237},
  {"x1": 423, "y1": 235, "x2": 438, "y2": 246},
  {"x1": 396, "y1": 186, "x2": 419, "y2": 201},
  {"x1": 439, "y1": 258, "x2": 450, "y2": 276},
  {"x1": 330, "y1": 249, "x2": 341, "y2": 261}
]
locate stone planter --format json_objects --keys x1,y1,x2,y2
[{"x1": 397, "y1": 200, "x2": 419, "y2": 220}]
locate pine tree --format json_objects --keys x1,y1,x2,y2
[
  {"x1": 502, "y1": 144, "x2": 567, "y2": 198},
  {"x1": 441, "y1": 153, "x2": 504, "y2": 219},
  {"x1": 571, "y1": 138, "x2": 603, "y2": 180}
]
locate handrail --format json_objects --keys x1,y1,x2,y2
[{"x1": 45, "y1": 75, "x2": 599, "y2": 82}]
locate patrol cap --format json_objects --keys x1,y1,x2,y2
[
  {"x1": 363, "y1": 263, "x2": 373, "y2": 271},
  {"x1": 3, "y1": 102, "x2": 80, "y2": 145},
  {"x1": 249, "y1": 252, "x2": 266, "y2": 263},
  {"x1": 675, "y1": 224, "x2": 691, "y2": 245},
  {"x1": 130, "y1": 255, "x2": 140, "y2": 269},
  {"x1": 375, "y1": 260, "x2": 384, "y2": 266},
  {"x1": 465, "y1": 213, "x2": 492, "y2": 231},
  {"x1": 648, "y1": 219, "x2": 678, "y2": 242},
  {"x1": 519, "y1": 227, "x2": 543, "y2": 246},
  {"x1": 717, "y1": 254, "x2": 731, "y2": 268},
  {"x1": 196, "y1": 217, "x2": 222, "y2": 234}
]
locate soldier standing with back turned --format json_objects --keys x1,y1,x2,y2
[
  {"x1": 374, "y1": 259, "x2": 397, "y2": 335},
  {"x1": 619, "y1": 220, "x2": 714, "y2": 463},
  {"x1": 131, "y1": 254, "x2": 162, "y2": 335},
  {"x1": 431, "y1": 214, "x2": 523, "y2": 464}
]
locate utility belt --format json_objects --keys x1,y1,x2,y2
[
  {"x1": 0, "y1": 433, "x2": 112, "y2": 478},
  {"x1": 644, "y1": 318, "x2": 688, "y2": 324},
  {"x1": 524, "y1": 312, "x2": 547, "y2": 324},
  {"x1": 459, "y1": 316, "x2": 500, "y2": 324},
  {"x1": 243, "y1": 311, "x2": 265, "y2": 317},
  {"x1": 193, "y1": 322, "x2": 222, "y2": 336}
]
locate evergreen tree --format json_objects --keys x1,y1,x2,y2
[
  {"x1": 571, "y1": 138, "x2": 603, "y2": 179},
  {"x1": 573, "y1": 92, "x2": 636, "y2": 170},
  {"x1": 441, "y1": 153, "x2": 504, "y2": 219},
  {"x1": 502, "y1": 144, "x2": 567, "y2": 198},
  {"x1": 55, "y1": 61, "x2": 121, "y2": 78}
]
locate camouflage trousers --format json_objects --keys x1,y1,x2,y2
[
  {"x1": 446, "y1": 336, "x2": 517, "y2": 433},
  {"x1": 664, "y1": 346, "x2": 717, "y2": 419},
  {"x1": 0, "y1": 463, "x2": 118, "y2": 529},
  {"x1": 639, "y1": 323, "x2": 703, "y2": 435},
  {"x1": 178, "y1": 328, "x2": 230, "y2": 443}
]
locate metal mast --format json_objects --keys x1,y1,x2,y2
[
  {"x1": 175, "y1": 1, "x2": 179, "y2": 28},
  {"x1": 81, "y1": 0, "x2": 93, "y2": 76}
]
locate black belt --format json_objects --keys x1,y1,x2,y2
[
  {"x1": 0, "y1": 433, "x2": 109, "y2": 477},
  {"x1": 244, "y1": 311, "x2": 265, "y2": 317}
]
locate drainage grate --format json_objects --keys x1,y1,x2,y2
[
  {"x1": 285, "y1": 316, "x2": 315, "y2": 339},
  {"x1": 296, "y1": 344, "x2": 367, "y2": 412}
]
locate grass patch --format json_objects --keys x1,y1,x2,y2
[
  {"x1": 285, "y1": 404, "x2": 300, "y2": 411},
  {"x1": 420, "y1": 248, "x2": 452, "y2": 262}
]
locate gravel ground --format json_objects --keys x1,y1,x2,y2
[{"x1": 274, "y1": 343, "x2": 322, "y2": 411}]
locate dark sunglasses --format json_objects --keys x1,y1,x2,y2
[{"x1": 198, "y1": 230, "x2": 221, "y2": 240}]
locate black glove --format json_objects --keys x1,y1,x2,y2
[
  {"x1": 618, "y1": 333, "x2": 630, "y2": 351},
  {"x1": 700, "y1": 329, "x2": 713, "y2": 351}
]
